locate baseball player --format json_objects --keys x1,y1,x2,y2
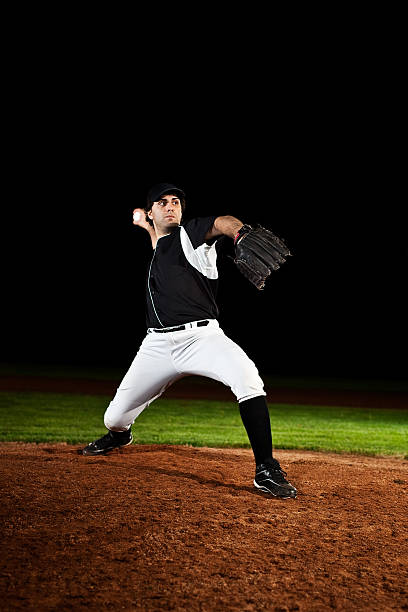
[{"x1": 82, "y1": 183, "x2": 297, "y2": 499}]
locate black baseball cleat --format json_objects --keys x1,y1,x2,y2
[
  {"x1": 82, "y1": 429, "x2": 133, "y2": 456},
  {"x1": 254, "y1": 458, "x2": 297, "y2": 499}
]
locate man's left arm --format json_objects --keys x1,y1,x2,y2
[{"x1": 205, "y1": 216, "x2": 244, "y2": 241}]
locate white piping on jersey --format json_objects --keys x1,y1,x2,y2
[
  {"x1": 148, "y1": 247, "x2": 164, "y2": 327},
  {"x1": 179, "y1": 227, "x2": 219, "y2": 279}
]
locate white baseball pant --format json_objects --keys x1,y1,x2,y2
[{"x1": 104, "y1": 319, "x2": 266, "y2": 431}]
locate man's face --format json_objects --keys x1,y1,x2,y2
[{"x1": 148, "y1": 193, "x2": 183, "y2": 231}]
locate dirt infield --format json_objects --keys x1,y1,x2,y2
[{"x1": 1, "y1": 443, "x2": 407, "y2": 611}]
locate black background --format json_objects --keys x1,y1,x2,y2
[
  {"x1": 4, "y1": 28, "x2": 406, "y2": 381},
  {"x1": 6, "y1": 142, "x2": 406, "y2": 381}
]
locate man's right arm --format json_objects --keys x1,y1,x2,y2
[{"x1": 133, "y1": 208, "x2": 157, "y2": 249}]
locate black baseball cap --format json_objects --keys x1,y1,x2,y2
[{"x1": 147, "y1": 183, "x2": 185, "y2": 205}]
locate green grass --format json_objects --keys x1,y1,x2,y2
[{"x1": 0, "y1": 391, "x2": 407, "y2": 457}]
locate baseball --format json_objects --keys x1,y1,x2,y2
[{"x1": 133, "y1": 211, "x2": 141, "y2": 222}]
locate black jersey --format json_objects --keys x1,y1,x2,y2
[{"x1": 145, "y1": 216, "x2": 224, "y2": 328}]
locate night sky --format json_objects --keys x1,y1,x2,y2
[{"x1": 5, "y1": 102, "x2": 406, "y2": 381}]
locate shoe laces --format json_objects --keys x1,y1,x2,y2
[
  {"x1": 91, "y1": 432, "x2": 111, "y2": 447},
  {"x1": 260, "y1": 459, "x2": 288, "y2": 483}
]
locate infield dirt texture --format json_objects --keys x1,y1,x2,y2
[
  {"x1": 1, "y1": 374, "x2": 407, "y2": 609},
  {"x1": 1, "y1": 442, "x2": 407, "y2": 611}
]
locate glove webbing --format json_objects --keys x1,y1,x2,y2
[{"x1": 238, "y1": 230, "x2": 289, "y2": 270}]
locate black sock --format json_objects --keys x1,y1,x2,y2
[
  {"x1": 239, "y1": 396, "x2": 273, "y2": 466},
  {"x1": 109, "y1": 428, "x2": 131, "y2": 440}
]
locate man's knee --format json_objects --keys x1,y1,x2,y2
[
  {"x1": 103, "y1": 398, "x2": 141, "y2": 432},
  {"x1": 104, "y1": 406, "x2": 130, "y2": 432},
  {"x1": 233, "y1": 369, "x2": 265, "y2": 403}
]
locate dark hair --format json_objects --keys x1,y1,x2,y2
[{"x1": 144, "y1": 194, "x2": 186, "y2": 227}]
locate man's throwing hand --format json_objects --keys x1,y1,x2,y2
[{"x1": 132, "y1": 208, "x2": 151, "y2": 231}]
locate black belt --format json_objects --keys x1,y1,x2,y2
[{"x1": 152, "y1": 320, "x2": 210, "y2": 333}]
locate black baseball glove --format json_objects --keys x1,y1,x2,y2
[{"x1": 234, "y1": 224, "x2": 291, "y2": 290}]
